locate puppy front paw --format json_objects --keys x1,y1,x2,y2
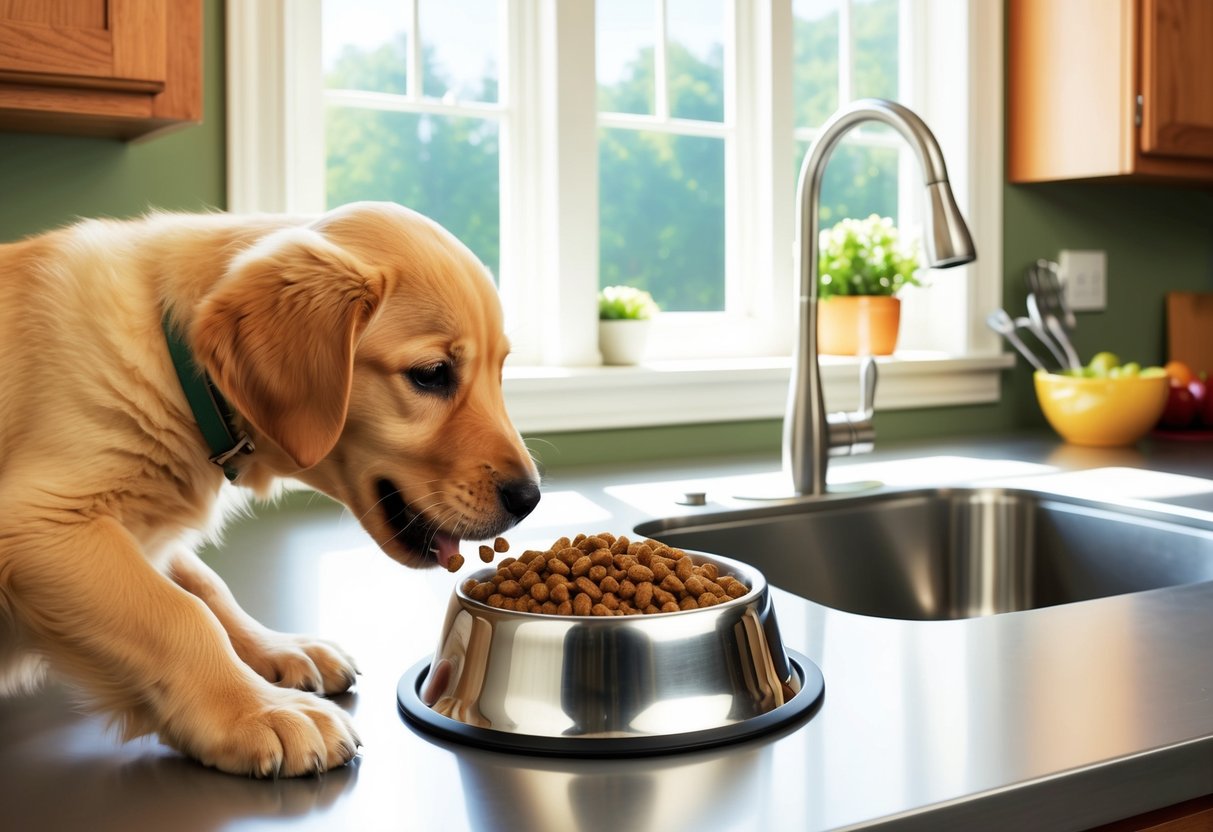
[
  {"x1": 237, "y1": 634, "x2": 359, "y2": 695},
  {"x1": 178, "y1": 686, "x2": 361, "y2": 778}
]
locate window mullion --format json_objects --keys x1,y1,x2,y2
[
  {"x1": 531, "y1": 0, "x2": 600, "y2": 366},
  {"x1": 407, "y1": 0, "x2": 420, "y2": 99},
  {"x1": 654, "y1": 0, "x2": 669, "y2": 119},
  {"x1": 838, "y1": 0, "x2": 853, "y2": 104}
]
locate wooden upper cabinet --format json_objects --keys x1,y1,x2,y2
[
  {"x1": 0, "y1": 0, "x2": 201, "y2": 141},
  {"x1": 1008, "y1": 0, "x2": 1213, "y2": 185}
]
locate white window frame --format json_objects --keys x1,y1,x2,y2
[{"x1": 226, "y1": 0, "x2": 1008, "y2": 434}]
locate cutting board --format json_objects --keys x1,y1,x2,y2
[{"x1": 1167, "y1": 292, "x2": 1213, "y2": 374}]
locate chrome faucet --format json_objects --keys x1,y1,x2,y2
[{"x1": 785, "y1": 98, "x2": 977, "y2": 496}]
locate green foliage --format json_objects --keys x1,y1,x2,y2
[
  {"x1": 817, "y1": 214, "x2": 920, "y2": 298},
  {"x1": 324, "y1": 2, "x2": 903, "y2": 313},
  {"x1": 599, "y1": 285, "x2": 659, "y2": 320}
]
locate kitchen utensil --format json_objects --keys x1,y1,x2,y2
[
  {"x1": 1025, "y1": 293, "x2": 1070, "y2": 369},
  {"x1": 1043, "y1": 309, "x2": 1082, "y2": 371},
  {"x1": 398, "y1": 550, "x2": 824, "y2": 755},
  {"x1": 987, "y1": 309, "x2": 1047, "y2": 371},
  {"x1": 1034, "y1": 259, "x2": 1077, "y2": 331}
]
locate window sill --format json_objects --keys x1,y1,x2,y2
[{"x1": 503, "y1": 352, "x2": 1015, "y2": 433}]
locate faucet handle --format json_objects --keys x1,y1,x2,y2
[
  {"x1": 858, "y1": 356, "x2": 878, "y2": 419},
  {"x1": 826, "y1": 358, "x2": 878, "y2": 457}
]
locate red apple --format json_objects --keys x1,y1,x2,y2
[
  {"x1": 1201, "y1": 383, "x2": 1213, "y2": 429},
  {"x1": 1160, "y1": 383, "x2": 1199, "y2": 429},
  {"x1": 1190, "y1": 379, "x2": 1208, "y2": 427}
]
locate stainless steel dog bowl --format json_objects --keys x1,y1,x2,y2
[{"x1": 397, "y1": 551, "x2": 823, "y2": 756}]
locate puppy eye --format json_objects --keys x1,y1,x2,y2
[{"x1": 407, "y1": 362, "x2": 455, "y2": 395}]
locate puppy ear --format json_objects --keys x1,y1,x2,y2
[{"x1": 191, "y1": 228, "x2": 383, "y2": 470}]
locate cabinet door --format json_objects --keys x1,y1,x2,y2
[
  {"x1": 0, "y1": 0, "x2": 167, "y2": 92},
  {"x1": 1140, "y1": 0, "x2": 1213, "y2": 160}
]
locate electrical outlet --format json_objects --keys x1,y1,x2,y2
[{"x1": 1058, "y1": 250, "x2": 1106, "y2": 312}]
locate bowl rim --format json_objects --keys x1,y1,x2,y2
[
  {"x1": 1033, "y1": 369, "x2": 1169, "y2": 385},
  {"x1": 454, "y1": 547, "x2": 767, "y2": 619}
]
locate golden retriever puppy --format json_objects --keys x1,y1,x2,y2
[{"x1": 0, "y1": 201, "x2": 540, "y2": 776}]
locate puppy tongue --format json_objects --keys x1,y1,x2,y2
[{"x1": 430, "y1": 533, "x2": 462, "y2": 568}]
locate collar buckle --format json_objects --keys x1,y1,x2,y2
[{"x1": 209, "y1": 433, "x2": 256, "y2": 469}]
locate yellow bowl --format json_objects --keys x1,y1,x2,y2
[{"x1": 1034, "y1": 371, "x2": 1169, "y2": 447}]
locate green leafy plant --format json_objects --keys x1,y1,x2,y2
[
  {"x1": 598, "y1": 285, "x2": 660, "y2": 320},
  {"x1": 817, "y1": 214, "x2": 921, "y2": 299}
]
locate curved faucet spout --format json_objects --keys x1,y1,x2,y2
[{"x1": 784, "y1": 98, "x2": 977, "y2": 497}]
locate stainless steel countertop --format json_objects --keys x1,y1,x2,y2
[{"x1": 5, "y1": 432, "x2": 1213, "y2": 831}]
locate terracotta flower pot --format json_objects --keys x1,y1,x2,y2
[{"x1": 817, "y1": 296, "x2": 901, "y2": 356}]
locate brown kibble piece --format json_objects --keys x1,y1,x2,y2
[
  {"x1": 660, "y1": 601, "x2": 681, "y2": 614},
  {"x1": 498, "y1": 579, "x2": 523, "y2": 598},
  {"x1": 591, "y1": 603, "x2": 611, "y2": 616},
  {"x1": 680, "y1": 596, "x2": 699, "y2": 610},
  {"x1": 479, "y1": 545, "x2": 495, "y2": 563},
  {"x1": 697, "y1": 592, "x2": 720, "y2": 607},
  {"x1": 628, "y1": 564, "x2": 655, "y2": 583},
  {"x1": 634, "y1": 581, "x2": 654, "y2": 609},
  {"x1": 550, "y1": 583, "x2": 570, "y2": 603},
  {"x1": 574, "y1": 576, "x2": 603, "y2": 601},
  {"x1": 446, "y1": 553, "x2": 465, "y2": 573},
  {"x1": 675, "y1": 557, "x2": 694, "y2": 581},
  {"x1": 530, "y1": 582, "x2": 550, "y2": 602},
  {"x1": 494, "y1": 536, "x2": 510, "y2": 552},
  {"x1": 588, "y1": 564, "x2": 608, "y2": 582},
  {"x1": 556, "y1": 600, "x2": 573, "y2": 616},
  {"x1": 573, "y1": 593, "x2": 593, "y2": 616},
  {"x1": 571, "y1": 555, "x2": 592, "y2": 577},
  {"x1": 547, "y1": 557, "x2": 570, "y2": 576},
  {"x1": 660, "y1": 574, "x2": 685, "y2": 594}
]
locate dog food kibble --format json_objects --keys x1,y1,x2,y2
[{"x1": 459, "y1": 533, "x2": 747, "y2": 615}]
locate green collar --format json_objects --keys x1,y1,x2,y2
[{"x1": 162, "y1": 313, "x2": 254, "y2": 481}]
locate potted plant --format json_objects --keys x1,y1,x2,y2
[
  {"x1": 598, "y1": 285, "x2": 659, "y2": 365},
  {"x1": 817, "y1": 214, "x2": 921, "y2": 355}
]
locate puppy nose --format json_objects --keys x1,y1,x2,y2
[{"x1": 498, "y1": 479, "x2": 541, "y2": 520}]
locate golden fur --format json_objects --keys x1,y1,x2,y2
[{"x1": 0, "y1": 202, "x2": 539, "y2": 776}]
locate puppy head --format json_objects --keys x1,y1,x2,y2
[{"x1": 192, "y1": 201, "x2": 540, "y2": 568}]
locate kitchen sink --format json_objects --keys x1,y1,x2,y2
[{"x1": 634, "y1": 486, "x2": 1213, "y2": 620}]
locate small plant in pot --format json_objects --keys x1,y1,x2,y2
[
  {"x1": 817, "y1": 214, "x2": 921, "y2": 355},
  {"x1": 598, "y1": 285, "x2": 659, "y2": 365}
]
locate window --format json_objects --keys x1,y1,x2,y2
[{"x1": 227, "y1": 0, "x2": 1006, "y2": 433}]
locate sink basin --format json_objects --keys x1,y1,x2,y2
[{"x1": 634, "y1": 486, "x2": 1213, "y2": 620}]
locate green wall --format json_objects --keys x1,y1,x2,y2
[
  {"x1": 2, "y1": 0, "x2": 1211, "y2": 470},
  {"x1": 0, "y1": 0, "x2": 226, "y2": 243}
]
